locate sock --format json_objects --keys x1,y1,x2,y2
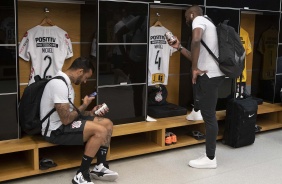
[
  {"x1": 207, "y1": 155, "x2": 215, "y2": 160},
  {"x1": 77, "y1": 154, "x2": 93, "y2": 180},
  {"x1": 96, "y1": 146, "x2": 109, "y2": 165}
]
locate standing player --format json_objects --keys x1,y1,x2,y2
[
  {"x1": 19, "y1": 25, "x2": 73, "y2": 85},
  {"x1": 168, "y1": 5, "x2": 225, "y2": 169}
]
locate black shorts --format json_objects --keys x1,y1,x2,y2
[{"x1": 45, "y1": 116, "x2": 94, "y2": 145}]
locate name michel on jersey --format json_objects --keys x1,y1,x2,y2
[
  {"x1": 150, "y1": 35, "x2": 166, "y2": 49},
  {"x1": 35, "y1": 37, "x2": 58, "y2": 53}
]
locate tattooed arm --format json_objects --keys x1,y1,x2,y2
[
  {"x1": 55, "y1": 103, "x2": 80, "y2": 125},
  {"x1": 55, "y1": 95, "x2": 95, "y2": 124}
]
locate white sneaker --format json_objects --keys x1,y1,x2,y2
[
  {"x1": 146, "y1": 115, "x2": 157, "y2": 122},
  {"x1": 72, "y1": 172, "x2": 94, "y2": 184},
  {"x1": 188, "y1": 154, "x2": 217, "y2": 169},
  {"x1": 90, "y1": 163, "x2": 119, "y2": 181},
  {"x1": 186, "y1": 108, "x2": 203, "y2": 121}
]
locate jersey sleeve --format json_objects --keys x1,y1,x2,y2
[
  {"x1": 64, "y1": 33, "x2": 73, "y2": 59},
  {"x1": 18, "y1": 31, "x2": 31, "y2": 61}
]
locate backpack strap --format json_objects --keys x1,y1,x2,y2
[
  {"x1": 200, "y1": 16, "x2": 220, "y2": 63},
  {"x1": 200, "y1": 40, "x2": 220, "y2": 63},
  {"x1": 41, "y1": 76, "x2": 81, "y2": 137}
]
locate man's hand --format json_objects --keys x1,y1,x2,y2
[
  {"x1": 82, "y1": 95, "x2": 95, "y2": 107},
  {"x1": 192, "y1": 68, "x2": 207, "y2": 84},
  {"x1": 168, "y1": 36, "x2": 180, "y2": 49},
  {"x1": 91, "y1": 104, "x2": 109, "y2": 116}
]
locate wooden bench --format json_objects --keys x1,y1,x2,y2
[{"x1": 0, "y1": 102, "x2": 282, "y2": 182}]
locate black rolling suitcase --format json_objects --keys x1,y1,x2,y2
[{"x1": 222, "y1": 97, "x2": 258, "y2": 148}]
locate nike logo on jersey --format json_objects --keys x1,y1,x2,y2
[{"x1": 248, "y1": 114, "x2": 255, "y2": 118}]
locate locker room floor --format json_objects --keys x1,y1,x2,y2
[{"x1": 5, "y1": 129, "x2": 282, "y2": 184}]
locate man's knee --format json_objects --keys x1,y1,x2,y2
[
  {"x1": 104, "y1": 118, "x2": 113, "y2": 128},
  {"x1": 94, "y1": 125, "x2": 108, "y2": 139}
]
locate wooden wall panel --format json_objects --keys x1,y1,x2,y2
[
  {"x1": 149, "y1": 8, "x2": 182, "y2": 104},
  {"x1": 17, "y1": 2, "x2": 80, "y2": 42}
]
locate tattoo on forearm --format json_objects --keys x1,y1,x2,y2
[
  {"x1": 55, "y1": 103, "x2": 78, "y2": 124},
  {"x1": 81, "y1": 111, "x2": 91, "y2": 116},
  {"x1": 78, "y1": 104, "x2": 87, "y2": 113}
]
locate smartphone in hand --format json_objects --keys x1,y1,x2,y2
[{"x1": 89, "y1": 92, "x2": 97, "y2": 97}]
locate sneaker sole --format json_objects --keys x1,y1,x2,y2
[
  {"x1": 186, "y1": 117, "x2": 203, "y2": 121},
  {"x1": 90, "y1": 173, "x2": 119, "y2": 182},
  {"x1": 71, "y1": 179, "x2": 76, "y2": 184},
  {"x1": 188, "y1": 163, "x2": 217, "y2": 169}
]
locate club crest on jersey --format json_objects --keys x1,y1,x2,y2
[
  {"x1": 155, "y1": 91, "x2": 163, "y2": 102},
  {"x1": 72, "y1": 121, "x2": 82, "y2": 129},
  {"x1": 65, "y1": 34, "x2": 70, "y2": 39}
]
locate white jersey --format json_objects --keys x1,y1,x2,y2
[
  {"x1": 19, "y1": 25, "x2": 73, "y2": 84},
  {"x1": 148, "y1": 26, "x2": 176, "y2": 86}
]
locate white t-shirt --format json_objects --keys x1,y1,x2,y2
[
  {"x1": 19, "y1": 25, "x2": 73, "y2": 84},
  {"x1": 193, "y1": 16, "x2": 224, "y2": 78},
  {"x1": 40, "y1": 71, "x2": 74, "y2": 137},
  {"x1": 148, "y1": 26, "x2": 176, "y2": 86}
]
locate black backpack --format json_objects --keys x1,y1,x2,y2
[
  {"x1": 148, "y1": 85, "x2": 168, "y2": 106},
  {"x1": 19, "y1": 75, "x2": 68, "y2": 136},
  {"x1": 201, "y1": 19, "x2": 246, "y2": 78}
]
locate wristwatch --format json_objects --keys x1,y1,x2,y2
[{"x1": 177, "y1": 45, "x2": 183, "y2": 52}]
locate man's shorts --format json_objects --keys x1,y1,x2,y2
[{"x1": 45, "y1": 116, "x2": 94, "y2": 145}]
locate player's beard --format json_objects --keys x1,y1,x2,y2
[{"x1": 75, "y1": 74, "x2": 83, "y2": 85}]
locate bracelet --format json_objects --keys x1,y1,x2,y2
[{"x1": 177, "y1": 45, "x2": 183, "y2": 52}]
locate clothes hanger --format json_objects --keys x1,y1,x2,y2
[
  {"x1": 153, "y1": 20, "x2": 163, "y2": 27},
  {"x1": 39, "y1": 7, "x2": 55, "y2": 26},
  {"x1": 153, "y1": 12, "x2": 162, "y2": 27},
  {"x1": 40, "y1": 17, "x2": 55, "y2": 26}
]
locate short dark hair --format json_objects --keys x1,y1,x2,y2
[
  {"x1": 68, "y1": 56, "x2": 95, "y2": 73},
  {"x1": 187, "y1": 5, "x2": 203, "y2": 16}
]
